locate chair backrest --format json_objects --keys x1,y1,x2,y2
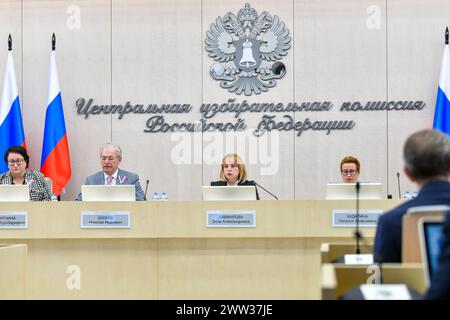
[
  {"x1": 321, "y1": 263, "x2": 425, "y2": 300},
  {"x1": 402, "y1": 205, "x2": 448, "y2": 262}
]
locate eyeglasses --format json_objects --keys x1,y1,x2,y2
[
  {"x1": 223, "y1": 164, "x2": 238, "y2": 169},
  {"x1": 341, "y1": 169, "x2": 357, "y2": 176},
  {"x1": 101, "y1": 156, "x2": 119, "y2": 162},
  {"x1": 8, "y1": 159, "x2": 24, "y2": 166}
]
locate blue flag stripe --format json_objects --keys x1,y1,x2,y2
[
  {"x1": 40, "y1": 93, "x2": 67, "y2": 166},
  {"x1": 433, "y1": 86, "x2": 450, "y2": 135},
  {"x1": 0, "y1": 97, "x2": 25, "y2": 173}
]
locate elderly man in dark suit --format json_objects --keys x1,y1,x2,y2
[
  {"x1": 75, "y1": 143, "x2": 145, "y2": 201},
  {"x1": 374, "y1": 129, "x2": 450, "y2": 263}
]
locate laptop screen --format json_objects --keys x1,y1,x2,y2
[
  {"x1": 424, "y1": 222, "x2": 445, "y2": 280},
  {"x1": 81, "y1": 185, "x2": 136, "y2": 201},
  {"x1": 0, "y1": 185, "x2": 30, "y2": 201},
  {"x1": 202, "y1": 186, "x2": 257, "y2": 201},
  {"x1": 326, "y1": 183, "x2": 383, "y2": 200}
]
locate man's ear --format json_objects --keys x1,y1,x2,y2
[{"x1": 404, "y1": 166, "x2": 416, "y2": 183}]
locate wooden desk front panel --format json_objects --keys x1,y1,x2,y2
[
  {"x1": 0, "y1": 200, "x2": 400, "y2": 299},
  {"x1": 0, "y1": 244, "x2": 27, "y2": 299}
]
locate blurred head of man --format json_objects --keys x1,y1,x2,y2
[
  {"x1": 403, "y1": 129, "x2": 450, "y2": 186},
  {"x1": 99, "y1": 143, "x2": 122, "y2": 176}
]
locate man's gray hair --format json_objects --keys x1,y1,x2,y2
[
  {"x1": 99, "y1": 143, "x2": 122, "y2": 159},
  {"x1": 404, "y1": 129, "x2": 450, "y2": 179}
]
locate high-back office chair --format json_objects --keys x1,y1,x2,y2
[
  {"x1": 402, "y1": 205, "x2": 448, "y2": 263},
  {"x1": 321, "y1": 263, "x2": 425, "y2": 300}
]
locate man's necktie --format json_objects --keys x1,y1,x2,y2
[{"x1": 106, "y1": 176, "x2": 113, "y2": 185}]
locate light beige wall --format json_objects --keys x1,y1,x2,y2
[
  {"x1": 1, "y1": 0, "x2": 449, "y2": 200},
  {"x1": 387, "y1": 0, "x2": 450, "y2": 197},
  {"x1": 294, "y1": 0, "x2": 388, "y2": 199},
  {"x1": 111, "y1": 0, "x2": 203, "y2": 200},
  {"x1": 0, "y1": 1, "x2": 22, "y2": 108}
]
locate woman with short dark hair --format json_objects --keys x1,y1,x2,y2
[{"x1": 0, "y1": 146, "x2": 52, "y2": 201}]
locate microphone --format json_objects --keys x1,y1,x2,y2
[
  {"x1": 396, "y1": 172, "x2": 401, "y2": 199},
  {"x1": 254, "y1": 181, "x2": 278, "y2": 200},
  {"x1": 332, "y1": 184, "x2": 377, "y2": 265},
  {"x1": 355, "y1": 181, "x2": 361, "y2": 255},
  {"x1": 144, "y1": 179, "x2": 150, "y2": 200}
]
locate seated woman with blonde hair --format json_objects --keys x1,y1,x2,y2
[{"x1": 211, "y1": 153, "x2": 260, "y2": 200}]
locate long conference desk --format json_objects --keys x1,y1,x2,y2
[{"x1": 0, "y1": 200, "x2": 401, "y2": 299}]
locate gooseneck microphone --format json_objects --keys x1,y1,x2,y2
[
  {"x1": 355, "y1": 181, "x2": 361, "y2": 255},
  {"x1": 144, "y1": 179, "x2": 150, "y2": 200},
  {"x1": 396, "y1": 172, "x2": 401, "y2": 199},
  {"x1": 254, "y1": 181, "x2": 279, "y2": 200}
]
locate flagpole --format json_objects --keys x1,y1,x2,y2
[
  {"x1": 51, "y1": 32, "x2": 58, "y2": 200},
  {"x1": 8, "y1": 34, "x2": 12, "y2": 51},
  {"x1": 41, "y1": 32, "x2": 71, "y2": 197}
]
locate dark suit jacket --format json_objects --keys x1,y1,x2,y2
[
  {"x1": 426, "y1": 212, "x2": 450, "y2": 299},
  {"x1": 210, "y1": 180, "x2": 260, "y2": 200},
  {"x1": 374, "y1": 180, "x2": 450, "y2": 263}
]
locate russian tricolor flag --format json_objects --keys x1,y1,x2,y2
[
  {"x1": 433, "y1": 28, "x2": 450, "y2": 135},
  {"x1": 0, "y1": 49, "x2": 26, "y2": 173},
  {"x1": 40, "y1": 50, "x2": 71, "y2": 196}
]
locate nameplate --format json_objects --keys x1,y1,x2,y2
[
  {"x1": 81, "y1": 211, "x2": 130, "y2": 228},
  {"x1": 0, "y1": 212, "x2": 28, "y2": 229},
  {"x1": 206, "y1": 210, "x2": 256, "y2": 228},
  {"x1": 332, "y1": 210, "x2": 383, "y2": 227},
  {"x1": 344, "y1": 254, "x2": 374, "y2": 265},
  {"x1": 360, "y1": 284, "x2": 411, "y2": 300}
]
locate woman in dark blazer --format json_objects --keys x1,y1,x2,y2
[{"x1": 211, "y1": 153, "x2": 260, "y2": 200}]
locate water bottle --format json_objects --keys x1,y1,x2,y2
[
  {"x1": 160, "y1": 192, "x2": 168, "y2": 201},
  {"x1": 151, "y1": 192, "x2": 160, "y2": 201},
  {"x1": 403, "y1": 191, "x2": 410, "y2": 199},
  {"x1": 50, "y1": 194, "x2": 58, "y2": 202}
]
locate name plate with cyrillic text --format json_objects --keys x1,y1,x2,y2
[
  {"x1": 360, "y1": 284, "x2": 411, "y2": 300},
  {"x1": 344, "y1": 254, "x2": 374, "y2": 265},
  {"x1": 332, "y1": 210, "x2": 383, "y2": 227},
  {"x1": 81, "y1": 211, "x2": 130, "y2": 229},
  {"x1": 0, "y1": 212, "x2": 28, "y2": 229},
  {"x1": 206, "y1": 210, "x2": 256, "y2": 228}
]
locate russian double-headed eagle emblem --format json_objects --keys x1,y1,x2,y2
[{"x1": 205, "y1": 3, "x2": 291, "y2": 95}]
